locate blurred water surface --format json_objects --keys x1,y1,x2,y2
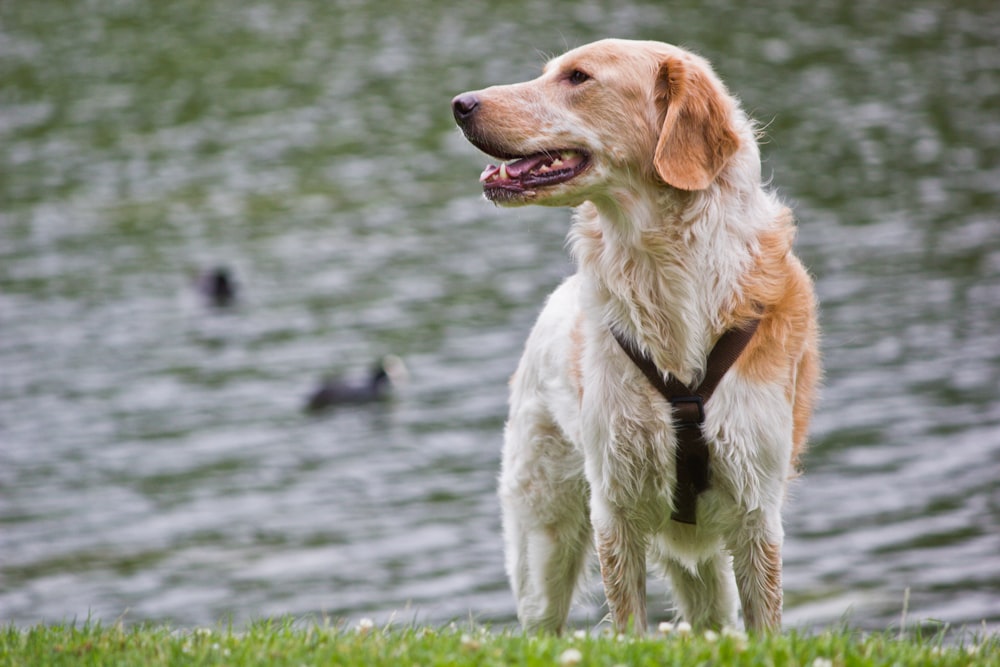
[{"x1": 2, "y1": 0, "x2": 998, "y2": 631}]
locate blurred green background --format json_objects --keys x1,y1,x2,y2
[{"x1": 2, "y1": 0, "x2": 998, "y2": 631}]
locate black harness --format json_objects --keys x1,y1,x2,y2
[{"x1": 611, "y1": 317, "x2": 760, "y2": 524}]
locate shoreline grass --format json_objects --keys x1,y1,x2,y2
[{"x1": 2, "y1": 618, "x2": 998, "y2": 666}]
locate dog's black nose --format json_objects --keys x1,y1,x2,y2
[{"x1": 452, "y1": 93, "x2": 480, "y2": 125}]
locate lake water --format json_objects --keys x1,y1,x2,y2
[{"x1": 2, "y1": 0, "x2": 998, "y2": 633}]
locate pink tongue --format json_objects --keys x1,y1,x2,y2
[
  {"x1": 506, "y1": 154, "x2": 549, "y2": 177},
  {"x1": 479, "y1": 154, "x2": 556, "y2": 182}
]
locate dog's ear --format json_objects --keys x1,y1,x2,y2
[{"x1": 653, "y1": 56, "x2": 740, "y2": 191}]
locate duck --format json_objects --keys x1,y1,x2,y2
[
  {"x1": 198, "y1": 266, "x2": 237, "y2": 307},
  {"x1": 305, "y1": 355, "x2": 408, "y2": 412}
]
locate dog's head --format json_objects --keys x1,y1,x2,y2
[{"x1": 452, "y1": 39, "x2": 743, "y2": 207}]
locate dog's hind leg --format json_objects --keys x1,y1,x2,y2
[{"x1": 500, "y1": 420, "x2": 591, "y2": 634}]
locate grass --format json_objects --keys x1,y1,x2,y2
[{"x1": 2, "y1": 618, "x2": 998, "y2": 667}]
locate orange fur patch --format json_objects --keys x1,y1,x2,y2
[
  {"x1": 654, "y1": 55, "x2": 741, "y2": 190},
  {"x1": 733, "y1": 208, "x2": 820, "y2": 471}
]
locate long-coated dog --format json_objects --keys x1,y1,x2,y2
[{"x1": 452, "y1": 38, "x2": 819, "y2": 634}]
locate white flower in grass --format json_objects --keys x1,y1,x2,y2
[
  {"x1": 703, "y1": 630, "x2": 719, "y2": 642},
  {"x1": 657, "y1": 621, "x2": 675, "y2": 635},
  {"x1": 722, "y1": 626, "x2": 749, "y2": 650},
  {"x1": 812, "y1": 658, "x2": 833, "y2": 667},
  {"x1": 675, "y1": 621, "x2": 692, "y2": 636},
  {"x1": 722, "y1": 627, "x2": 748, "y2": 641},
  {"x1": 356, "y1": 618, "x2": 375, "y2": 635},
  {"x1": 573, "y1": 629, "x2": 588, "y2": 640},
  {"x1": 558, "y1": 647, "x2": 583, "y2": 666}
]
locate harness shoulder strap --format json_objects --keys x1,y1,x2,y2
[
  {"x1": 612, "y1": 319, "x2": 760, "y2": 411},
  {"x1": 698, "y1": 319, "x2": 761, "y2": 401}
]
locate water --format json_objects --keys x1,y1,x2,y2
[{"x1": 2, "y1": 0, "x2": 998, "y2": 632}]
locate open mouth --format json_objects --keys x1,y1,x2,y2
[{"x1": 478, "y1": 150, "x2": 589, "y2": 200}]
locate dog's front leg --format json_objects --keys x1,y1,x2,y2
[
  {"x1": 730, "y1": 527, "x2": 783, "y2": 632},
  {"x1": 593, "y1": 501, "x2": 648, "y2": 634}
]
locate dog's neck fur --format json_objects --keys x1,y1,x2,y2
[{"x1": 569, "y1": 162, "x2": 773, "y2": 386}]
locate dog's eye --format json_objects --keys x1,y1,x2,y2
[{"x1": 567, "y1": 69, "x2": 591, "y2": 85}]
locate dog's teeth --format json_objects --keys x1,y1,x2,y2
[
  {"x1": 538, "y1": 164, "x2": 551, "y2": 173},
  {"x1": 499, "y1": 162, "x2": 509, "y2": 180},
  {"x1": 551, "y1": 158, "x2": 563, "y2": 168}
]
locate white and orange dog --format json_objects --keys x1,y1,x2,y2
[{"x1": 452, "y1": 39, "x2": 819, "y2": 633}]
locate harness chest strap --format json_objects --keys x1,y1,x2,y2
[{"x1": 611, "y1": 317, "x2": 761, "y2": 524}]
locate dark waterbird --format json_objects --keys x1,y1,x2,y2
[
  {"x1": 198, "y1": 267, "x2": 238, "y2": 307},
  {"x1": 305, "y1": 355, "x2": 408, "y2": 412}
]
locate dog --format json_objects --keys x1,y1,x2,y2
[{"x1": 452, "y1": 39, "x2": 819, "y2": 634}]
